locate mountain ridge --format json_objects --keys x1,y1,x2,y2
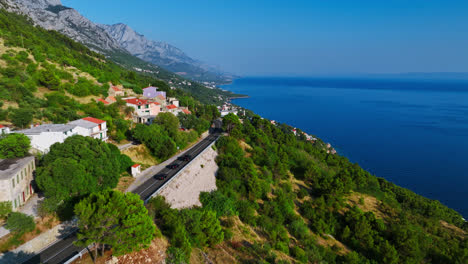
[
  {"x1": 100, "y1": 23, "x2": 233, "y2": 83},
  {"x1": 0, "y1": 0, "x2": 232, "y2": 83}
]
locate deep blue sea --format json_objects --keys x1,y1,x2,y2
[{"x1": 223, "y1": 77, "x2": 468, "y2": 217}]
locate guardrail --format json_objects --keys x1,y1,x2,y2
[
  {"x1": 63, "y1": 243, "x2": 94, "y2": 264},
  {"x1": 144, "y1": 136, "x2": 219, "y2": 204}
]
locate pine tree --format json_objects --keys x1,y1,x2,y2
[{"x1": 74, "y1": 190, "x2": 156, "y2": 260}]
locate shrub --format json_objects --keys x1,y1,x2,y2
[
  {"x1": 0, "y1": 133, "x2": 31, "y2": 158},
  {"x1": 0, "y1": 201, "x2": 12, "y2": 219},
  {"x1": 5, "y1": 212, "x2": 35, "y2": 235}
]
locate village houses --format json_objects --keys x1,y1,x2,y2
[
  {"x1": 108, "y1": 86, "x2": 125, "y2": 97},
  {"x1": 15, "y1": 117, "x2": 108, "y2": 153},
  {"x1": 0, "y1": 156, "x2": 35, "y2": 211},
  {"x1": 124, "y1": 98, "x2": 161, "y2": 124},
  {"x1": 68, "y1": 117, "x2": 108, "y2": 141},
  {"x1": 17, "y1": 124, "x2": 78, "y2": 153}
]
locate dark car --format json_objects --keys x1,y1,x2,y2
[
  {"x1": 167, "y1": 164, "x2": 179, "y2": 169},
  {"x1": 156, "y1": 174, "x2": 166, "y2": 180},
  {"x1": 181, "y1": 154, "x2": 191, "y2": 161}
]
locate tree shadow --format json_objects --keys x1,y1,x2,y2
[{"x1": 0, "y1": 250, "x2": 38, "y2": 264}]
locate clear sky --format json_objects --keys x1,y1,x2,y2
[{"x1": 62, "y1": 0, "x2": 468, "y2": 76}]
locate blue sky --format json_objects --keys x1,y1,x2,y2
[{"x1": 62, "y1": 0, "x2": 468, "y2": 76}]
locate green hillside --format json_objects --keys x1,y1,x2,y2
[
  {"x1": 0, "y1": 9, "x2": 229, "y2": 135},
  {"x1": 164, "y1": 113, "x2": 466, "y2": 264}
]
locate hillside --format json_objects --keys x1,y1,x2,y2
[
  {"x1": 0, "y1": 8, "x2": 233, "y2": 134},
  {"x1": 0, "y1": 4, "x2": 466, "y2": 264},
  {"x1": 0, "y1": 0, "x2": 233, "y2": 84},
  {"x1": 173, "y1": 114, "x2": 466, "y2": 263}
]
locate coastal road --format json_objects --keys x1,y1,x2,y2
[{"x1": 21, "y1": 122, "x2": 222, "y2": 264}]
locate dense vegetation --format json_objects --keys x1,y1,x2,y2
[
  {"x1": 132, "y1": 110, "x2": 219, "y2": 161},
  {"x1": 0, "y1": 9, "x2": 227, "y2": 139},
  {"x1": 36, "y1": 136, "x2": 132, "y2": 218},
  {"x1": 196, "y1": 113, "x2": 467, "y2": 263},
  {"x1": 75, "y1": 190, "x2": 156, "y2": 258},
  {"x1": 0, "y1": 133, "x2": 30, "y2": 158}
]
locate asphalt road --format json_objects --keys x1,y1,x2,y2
[{"x1": 21, "y1": 124, "x2": 221, "y2": 264}]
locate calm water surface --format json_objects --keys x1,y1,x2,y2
[{"x1": 223, "y1": 77, "x2": 468, "y2": 217}]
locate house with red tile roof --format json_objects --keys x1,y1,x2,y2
[
  {"x1": 68, "y1": 117, "x2": 108, "y2": 141},
  {"x1": 108, "y1": 86, "x2": 125, "y2": 97},
  {"x1": 105, "y1": 96, "x2": 117, "y2": 104},
  {"x1": 97, "y1": 98, "x2": 110, "y2": 105},
  {"x1": 0, "y1": 125, "x2": 10, "y2": 134},
  {"x1": 124, "y1": 98, "x2": 161, "y2": 123}
]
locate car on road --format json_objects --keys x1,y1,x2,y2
[
  {"x1": 167, "y1": 164, "x2": 179, "y2": 169},
  {"x1": 156, "y1": 174, "x2": 166, "y2": 180},
  {"x1": 181, "y1": 154, "x2": 191, "y2": 161}
]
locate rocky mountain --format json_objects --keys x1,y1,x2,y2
[
  {"x1": 0, "y1": 0, "x2": 233, "y2": 83},
  {"x1": 101, "y1": 23, "x2": 232, "y2": 83},
  {"x1": 0, "y1": 0, "x2": 123, "y2": 52}
]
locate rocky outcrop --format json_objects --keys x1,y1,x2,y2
[
  {"x1": 101, "y1": 23, "x2": 231, "y2": 82},
  {"x1": 1, "y1": 0, "x2": 124, "y2": 52},
  {"x1": 0, "y1": 0, "x2": 231, "y2": 82}
]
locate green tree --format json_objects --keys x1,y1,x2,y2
[
  {"x1": 0, "y1": 201, "x2": 12, "y2": 219},
  {"x1": 5, "y1": 212, "x2": 35, "y2": 235},
  {"x1": 0, "y1": 133, "x2": 30, "y2": 158},
  {"x1": 154, "y1": 112, "x2": 180, "y2": 137},
  {"x1": 75, "y1": 190, "x2": 156, "y2": 259},
  {"x1": 10, "y1": 108, "x2": 34, "y2": 128},
  {"x1": 36, "y1": 157, "x2": 97, "y2": 201},
  {"x1": 38, "y1": 69, "x2": 60, "y2": 90},
  {"x1": 222, "y1": 113, "x2": 240, "y2": 134}
]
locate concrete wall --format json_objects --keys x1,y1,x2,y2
[{"x1": 158, "y1": 147, "x2": 218, "y2": 209}]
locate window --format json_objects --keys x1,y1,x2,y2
[
  {"x1": 17, "y1": 175, "x2": 19, "y2": 184},
  {"x1": 146, "y1": 105, "x2": 149, "y2": 108},
  {"x1": 13, "y1": 199, "x2": 16, "y2": 209},
  {"x1": 138, "y1": 105, "x2": 141, "y2": 109},
  {"x1": 21, "y1": 171, "x2": 23, "y2": 180},
  {"x1": 12, "y1": 178, "x2": 15, "y2": 188}
]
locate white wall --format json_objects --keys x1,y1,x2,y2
[
  {"x1": 0, "y1": 158, "x2": 35, "y2": 211},
  {"x1": 27, "y1": 130, "x2": 77, "y2": 153}
]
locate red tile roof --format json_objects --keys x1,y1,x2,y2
[
  {"x1": 124, "y1": 98, "x2": 149, "y2": 105},
  {"x1": 0, "y1": 125, "x2": 4, "y2": 128},
  {"x1": 182, "y1": 109, "x2": 191, "y2": 114},
  {"x1": 97, "y1": 98, "x2": 110, "y2": 105},
  {"x1": 166, "y1": 104, "x2": 177, "y2": 110},
  {"x1": 112, "y1": 86, "x2": 122, "y2": 92},
  {"x1": 157, "y1": 95, "x2": 166, "y2": 101},
  {"x1": 151, "y1": 101, "x2": 160, "y2": 105},
  {"x1": 132, "y1": 164, "x2": 140, "y2": 168},
  {"x1": 83, "y1": 117, "x2": 106, "y2": 124},
  {"x1": 106, "y1": 96, "x2": 116, "y2": 102}
]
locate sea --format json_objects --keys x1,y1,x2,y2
[{"x1": 223, "y1": 77, "x2": 468, "y2": 217}]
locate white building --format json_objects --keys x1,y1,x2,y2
[
  {"x1": 167, "y1": 97, "x2": 180, "y2": 107},
  {"x1": 0, "y1": 125, "x2": 10, "y2": 135},
  {"x1": 68, "y1": 117, "x2": 108, "y2": 141},
  {"x1": 16, "y1": 124, "x2": 78, "y2": 153},
  {"x1": 131, "y1": 164, "x2": 141, "y2": 177},
  {"x1": 0, "y1": 156, "x2": 35, "y2": 211}
]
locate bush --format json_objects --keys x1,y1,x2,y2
[
  {"x1": 0, "y1": 201, "x2": 12, "y2": 219},
  {"x1": 5, "y1": 212, "x2": 35, "y2": 235},
  {"x1": 0, "y1": 133, "x2": 31, "y2": 158}
]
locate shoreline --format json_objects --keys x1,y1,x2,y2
[{"x1": 229, "y1": 95, "x2": 250, "y2": 99}]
